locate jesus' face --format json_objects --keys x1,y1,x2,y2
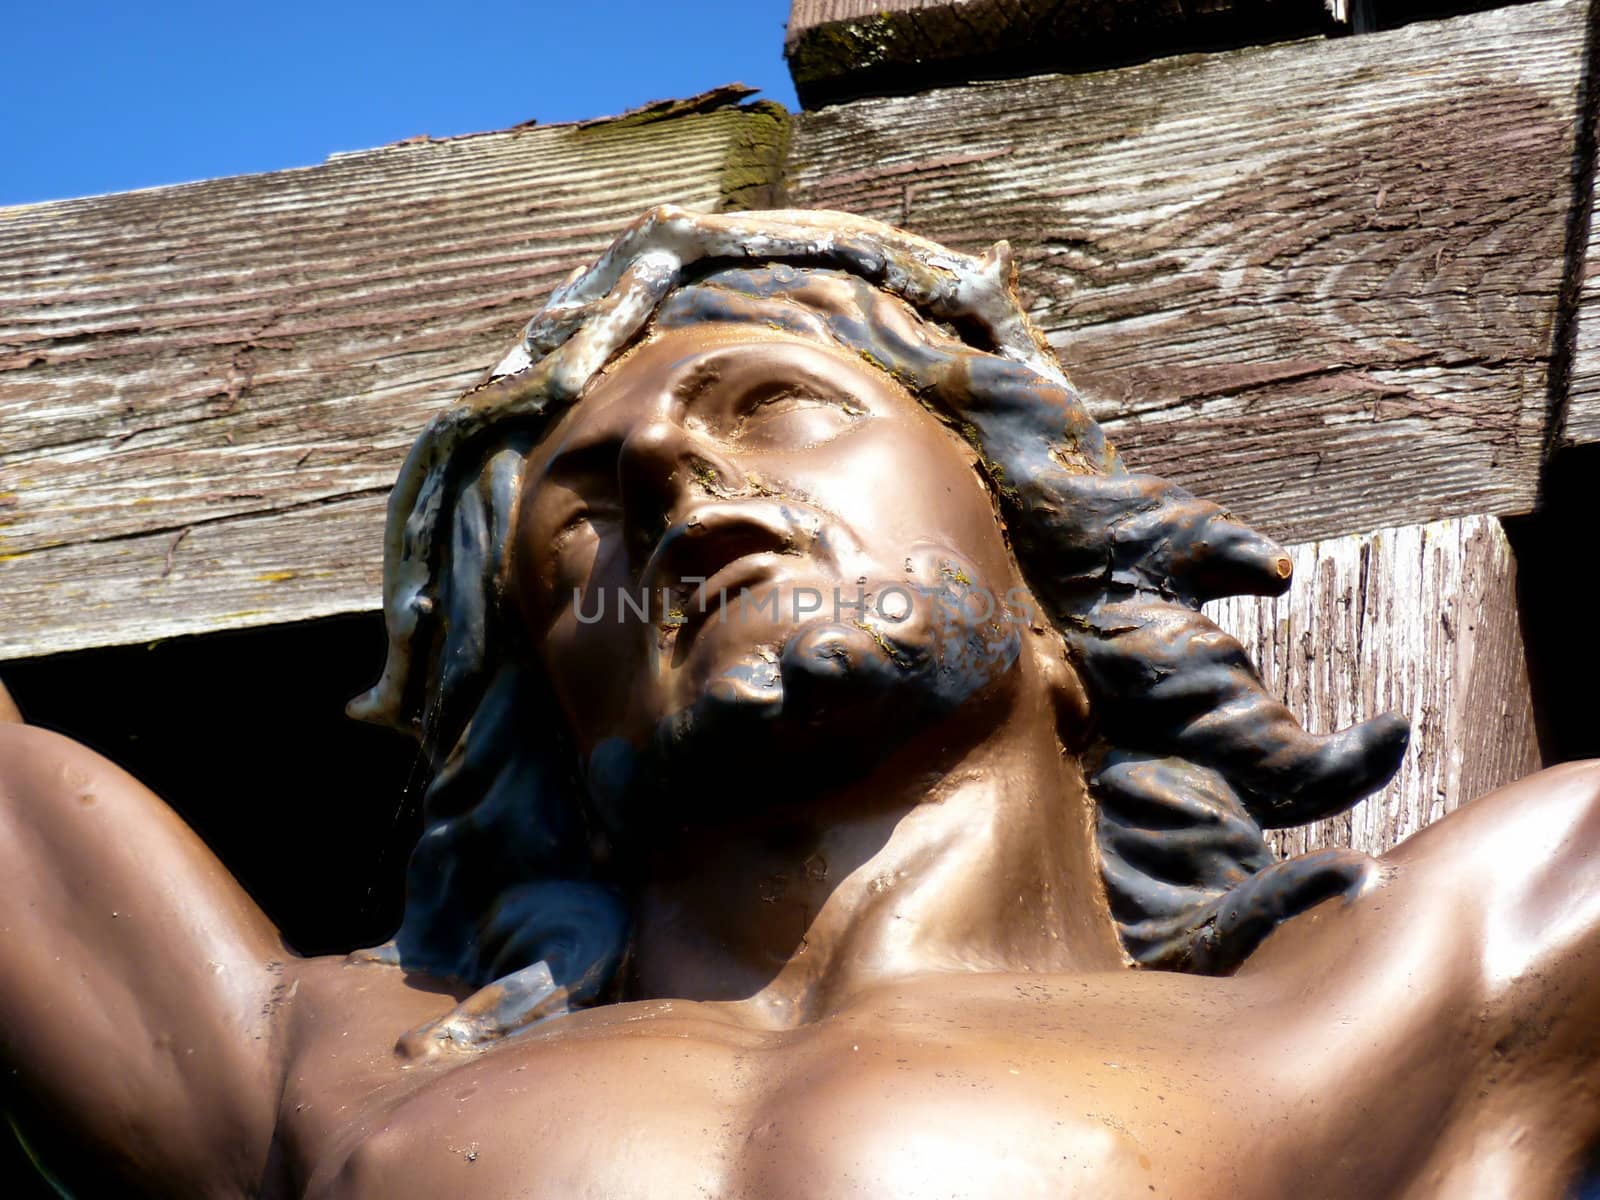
[{"x1": 510, "y1": 320, "x2": 1043, "y2": 828}]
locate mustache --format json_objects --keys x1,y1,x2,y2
[
  {"x1": 640, "y1": 499, "x2": 841, "y2": 594},
  {"x1": 632, "y1": 498, "x2": 850, "y2": 648},
  {"x1": 587, "y1": 548, "x2": 1024, "y2": 831}
]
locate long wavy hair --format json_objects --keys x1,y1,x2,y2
[{"x1": 351, "y1": 207, "x2": 1409, "y2": 1047}]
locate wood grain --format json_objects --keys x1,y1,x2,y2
[
  {"x1": 0, "y1": 105, "x2": 781, "y2": 661},
  {"x1": 1566, "y1": 162, "x2": 1600, "y2": 444},
  {"x1": 1563, "y1": 0, "x2": 1600, "y2": 451},
  {"x1": 1208, "y1": 514, "x2": 1542, "y2": 858},
  {"x1": 2, "y1": 496, "x2": 388, "y2": 660},
  {"x1": 785, "y1": 0, "x2": 1336, "y2": 106},
  {"x1": 790, "y1": 0, "x2": 1585, "y2": 545}
]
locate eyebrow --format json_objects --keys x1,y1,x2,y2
[
  {"x1": 537, "y1": 340, "x2": 858, "y2": 481},
  {"x1": 539, "y1": 434, "x2": 624, "y2": 487},
  {"x1": 671, "y1": 357, "x2": 726, "y2": 406},
  {"x1": 688, "y1": 354, "x2": 852, "y2": 416}
]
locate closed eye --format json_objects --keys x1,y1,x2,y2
[
  {"x1": 551, "y1": 502, "x2": 620, "y2": 551},
  {"x1": 540, "y1": 438, "x2": 625, "y2": 554},
  {"x1": 735, "y1": 389, "x2": 863, "y2": 449}
]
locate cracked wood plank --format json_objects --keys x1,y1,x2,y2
[
  {"x1": 790, "y1": 0, "x2": 1585, "y2": 544},
  {"x1": 785, "y1": 0, "x2": 1339, "y2": 106},
  {"x1": 1569, "y1": 277, "x2": 1600, "y2": 441},
  {"x1": 3, "y1": 495, "x2": 388, "y2": 659},
  {"x1": 0, "y1": 103, "x2": 784, "y2": 661},
  {"x1": 1566, "y1": 85, "x2": 1600, "y2": 446},
  {"x1": 1208, "y1": 514, "x2": 1542, "y2": 857}
]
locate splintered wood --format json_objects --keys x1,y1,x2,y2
[{"x1": 1208, "y1": 515, "x2": 1541, "y2": 858}]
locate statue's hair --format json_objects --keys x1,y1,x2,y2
[{"x1": 351, "y1": 206, "x2": 1409, "y2": 1047}]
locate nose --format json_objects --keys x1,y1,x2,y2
[{"x1": 617, "y1": 413, "x2": 742, "y2": 556}]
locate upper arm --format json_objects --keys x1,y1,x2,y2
[{"x1": 0, "y1": 723, "x2": 292, "y2": 1197}]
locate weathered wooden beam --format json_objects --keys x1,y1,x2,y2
[
  {"x1": 0, "y1": 99, "x2": 789, "y2": 662},
  {"x1": 790, "y1": 0, "x2": 1585, "y2": 545},
  {"x1": 1209, "y1": 514, "x2": 1542, "y2": 858},
  {"x1": 1561, "y1": 0, "x2": 1600, "y2": 451},
  {"x1": 1567, "y1": 318, "x2": 1600, "y2": 442},
  {"x1": 1565, "y1": 116, "x2": 1600, "y2": 445},
  {"x1": 786, "y1": 0, "x2": 1338, "y2": 107}
]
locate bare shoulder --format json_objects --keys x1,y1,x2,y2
[
  {"x1": 1390, "y1": 758, "x2": 1600, "y2": 868},
  {"x1": 1370, "y1": 758, "x2": 1600, "y2": 978},
  {"x1": 1236, "y1": 761, "x2": 1600, "y2": 1193},
  {"x1": 1240, "y1": 760, "x2": 1600, "y2": 975}
]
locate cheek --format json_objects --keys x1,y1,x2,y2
[
  {"x1": 515, "y1": 519, "x2": 651, "y2": 750},
  {"x1": 788, "y1": 425, "x2": 1018, "y2": 587},
  {"x1": 538, "y1": 596, "x2": 657, "y2": 754}
]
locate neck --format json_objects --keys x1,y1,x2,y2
[{"x1": 628, "y1": 669, "x2": 1127, "y2": 1025}]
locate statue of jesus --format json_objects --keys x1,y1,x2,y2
[{"x1": 2, "y1": 207, "x2": 1596, "y2": 1199}]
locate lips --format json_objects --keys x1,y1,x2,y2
[
  {"x1": 642, "y1": 499, "x2": 826, "y2": 592},
  {"x1": 640, "y1": 499, "x2": 839, "y2": 645}
]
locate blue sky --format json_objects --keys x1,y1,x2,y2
[{"x1": 0, "y1": 1, "x2": 800, "y2": 207}]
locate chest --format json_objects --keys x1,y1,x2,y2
[
  {"x1": 291, "y1": 988, "x2": 1502, "y2": 1200},
  {"x1": 297, "y1": 1026, "x2": 1294, "y2": 1200}
]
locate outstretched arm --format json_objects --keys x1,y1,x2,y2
[{"x1": 0, "y1": 719, "x2": 292, "y2": 1197}]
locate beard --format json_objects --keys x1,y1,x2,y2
[{"x1": 582, "y1": 545, "x2": 1023, "y2": 837}]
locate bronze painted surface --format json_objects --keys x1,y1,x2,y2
[{"x1": 0, "y1": 208, "x2": 1596, "y2": 1198}]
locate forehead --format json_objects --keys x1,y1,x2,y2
[{"x1": 527, "y1": 320, "x2": 918, "y2": 460}]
